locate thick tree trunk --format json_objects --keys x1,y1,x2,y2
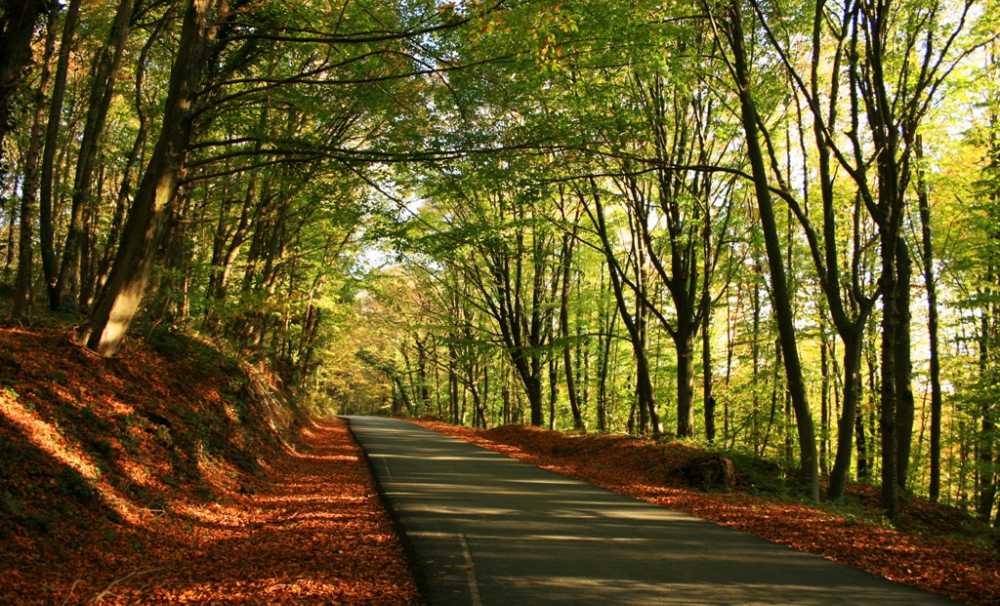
[
  {"x1": 80, "y1": 0, "x2": 226, "y2": 356},
  {"x1": 828, "y1": 332, "x2": 864, "y2": 498},
  {"x1": 523, "y1": 369, "x2": 543, "y2": 427},
  {"x1": 0, "y1": 1, "x2": 47, "y2": 172},
  {"x1": 879, "y1": 229, "x2": 901, "y2": 518},
  {"x1": 675, "y1": 332, "x2": 695, "y2": 437}
]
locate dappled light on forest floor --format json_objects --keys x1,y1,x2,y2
[
  {"x1": 414, "y1": 419, "x2": 1000, "y2": 606},
  {"x1": 89, "y1": 418, "x2": 418, "y2": 605},
  {"x1": 0, "y1": 327, "x2": 416, "y2": 604}
]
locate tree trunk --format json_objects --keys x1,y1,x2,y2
[
  {"x1": 560, "y1": 233, "x2": 584, "y2": 430},
  {"x1": 820, "y1": 315, "x2": 830, "y2": 476},
  {"x1": 977, "y1": 271, "x2": 997, "y2": 521},
  {"x1": 675, "y1": 331, "x2": 695, "y2": 437},
  {"x1": 916, "y1": 135, "x2": 943, "y2": 501},
  {"x1": 589, "y1": 185, "x2": 659, "y2": 438},
  {"x1": 39, "y1": 0, "x2": 82, "y2": 310},
  {"x1": 0, "y1": 1, "x2": 47, "y2": 171},
  {"x1": 12, "y1": 9, "x2": 58, "y2": 321},
  {"x1": 894, "y1": 240, "x2": 915, "y2": 491},
  {"x1": 828, "y1": 332, "x2": 864, "y2": 498},
  {"x1": 448, "y1": 338, "x2": 459, "y2": 423},
  {"x1": 3, "y1": 184, "x2": 17, "y2": 282},
  {"x1": 55, "y1": 0, "x2": 135, "y2": 310},
  {"x1": 80, "y1": 0, "x2": 227, "y2": 356},
  {"x1": 596, "y1": 278, "x2": 614, "y2": 433},
  {"x1": 547, "y1": 343, "x2": 557, "y2": 430},
  {"x1": 727, "y1": 0, "x2": 819, "y2": 499},
  {"x1": 879, "y1": 228, "x2": 902, "y2": 517},
  {"x1": 702, "y1": 269, "x2": 715, "y2": 442}
]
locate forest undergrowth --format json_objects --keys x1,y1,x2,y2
[
  {"x1": 413, "y1": 419, "x2": 1000, "y2": 606},
  {"x1": 0, "y1": 323, "x2": 416, "y2": 605}
]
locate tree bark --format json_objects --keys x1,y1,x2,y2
[
  {"x1": 560, "y1": 231, "x2": 585, "y2": 430},
  {"x1": 12, "y1": 9, "x2": 58, "y2": 320},
  {"x1": 0, "y1": 0, "x2": 48, "y2": 175},
  {"x1": 38, "y1": 0, "x2": 81, "y2": 310},
  {"x1": 55, "y1": 0, "x2": 135, "y2": 310},
  {"x1": 675, "y1": 332, "x2": 695, "y2": 437},
  {"x1": 80, "y1": 0, "x2": 228, "y2": 356},
  {"x1": 588, "y1": 184, "x2": 659, "y2": 438},
  {"x1": 894, "y1": 240, "x2": 915, "y2": 490},
  {"x1": 725, "y1": 0, "x2": 819, "y2": 499},
  {"x1": 915, "y1": 135, "x2": 943, "y2": 501},
  {"x1": 702, "y1": 238, "x2": 715, "y2": 442},
  {"x1": 977, "y1": 268, "x2": 997, "y2": 521},
  {"x1": 829, "y1": 332, "x2": 864, "y2": 497}
]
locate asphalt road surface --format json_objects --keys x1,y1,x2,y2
[{"x1": 345, "y1": 416, "x2": 950, "y2": 606}]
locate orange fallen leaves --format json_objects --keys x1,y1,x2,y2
[{"x1": 0, "y1": 327, "x2": 417, "y2": 604}]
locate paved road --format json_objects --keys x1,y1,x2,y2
[{"x1": 345, "y1": 416, "x2": 949, "y2": 606}]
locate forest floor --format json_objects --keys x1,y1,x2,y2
[
  {"x1": 0, "y1": 323, "x2": 417, "y2": 605},
  {"x1": 413, "y1": 419, "x2": 1000, "y2": 606}
]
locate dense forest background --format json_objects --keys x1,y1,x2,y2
[{"x1": 1, "y1": 0, "x2": 998, "y2": 523}]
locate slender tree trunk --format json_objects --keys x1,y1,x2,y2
[
  {"x1": 560, "y1": 233, "x2": 584, "y2": 430},
  {"x1": 751, "y1": 272, "x2": 762, "y2": 451},
  {"x1": 977, "y1": 271, "x2": 997, "y2": 521},
  {"x1": 3, "y1": 187, "x2": 16, "y2": 282},
  {"x1": 55, "y1": 0, "x2": 135, "y2": 310},
  {"x1": 12, "y1": 10, "x2": 58, "y2": 320},
  {"x1": 761, "y1": 339, "x2": 782, "y2": 457},
  {"x1": 820, "y1": 314, "x2": 831, "y2": 476},
  {"x1": 726, "y1": 1, "x2": 819, "y2": 499},
  {"x1": 702, "y1": 272, "x2": 715, "y2": 442},
  {"x1": 589, "y1": 186, "x2": 659, "y2": 438},
  {"x1": 596, "y1": 281, "x2": 613, "y2": 433},
  {"x1": 916, "y1": 135, "x2": 944, "y2": 501},
  {"x1": 548, "y1": 348, "x2": 557, "y2": 430},
  {"x1": 39, "y1": 0, "x2": 82, "y2": 310},
  {"x1": 448, "y1": 339, "x2": 459, "y2": 423}
]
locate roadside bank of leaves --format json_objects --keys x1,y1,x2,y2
[
  {"x1": 413, "y1": 419, "x2": 999, "y2": 606},
  {"x1": 0, "y1": 326, "x2": 416, "y2": 604}
]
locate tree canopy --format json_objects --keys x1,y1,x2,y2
[{"x1": 1, "y1": 0, "x2": 998, "y2": 522}]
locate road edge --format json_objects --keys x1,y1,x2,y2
[{"x1": 341, "y1": 415, "x2": 430, "y2": 606}]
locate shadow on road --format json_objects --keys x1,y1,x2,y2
[{"x1": 346, "y1": 416, "x2": 950, "y2": 606}]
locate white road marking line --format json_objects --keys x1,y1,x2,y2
[
  {"x1": 458, "y1": 533, "x2": 482, "y2": 606},
  {"x1": 381, "y1": 456, "x2": 392, "y2": 478}
]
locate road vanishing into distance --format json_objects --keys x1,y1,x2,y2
[{"x1": 345, "y1": 416, "x2": 950, "y2": 606}]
